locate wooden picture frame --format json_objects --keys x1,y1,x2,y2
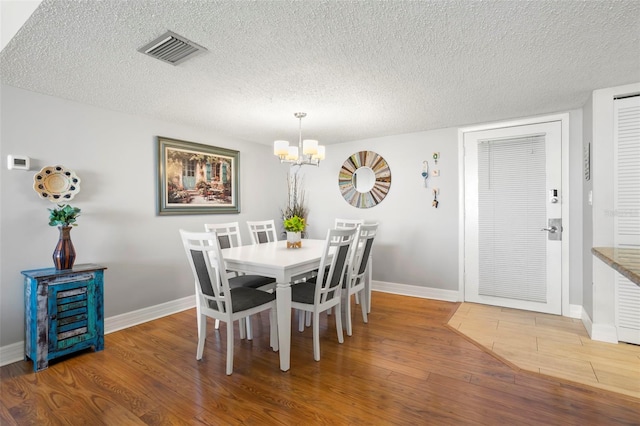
[{"x1": 157, "y1": 136, "x2": 240, "y2": 215}]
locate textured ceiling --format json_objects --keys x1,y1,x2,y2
[{"x1": 1, "y1": 0, "x2": 639, "y2": 145}]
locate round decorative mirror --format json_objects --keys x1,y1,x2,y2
[
  {"x1": 339, "y1": 151, "x2": 391, "y2": 208},
  {"x1": 352, "y1": 166, "x2": 375, "y2": 193}
]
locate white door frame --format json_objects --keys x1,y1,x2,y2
[{"x1": 458, "y1": 113, "x2": 571, "y2": 316}]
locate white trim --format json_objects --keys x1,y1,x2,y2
[
  {"x1": 105, "y1": 295, "x2": 194, "y2": 334},
  {"x1": 590, "y1": 325, "x2": 619, "y2": 344},
  {"x1": 0, "y1": 295, "x2": 195, "y2": 367},
  {"x1": 582, "y1": 306, "x2": 618, "y2": 343},
  {"x1": 458, "y1": 113, "x2": 571, "y2": 316},
  {"x1": 371, "y1": 280, "x2": 460, "y2": 302},
  {"x1": 0, "y1": 341, "x2": 24, "y2": 367},
  {"x1": 569, "y1": 303, "x2": 582, "y2": 319}
]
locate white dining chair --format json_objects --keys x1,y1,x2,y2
[
  {"x1": 179, "y1": 229, "x2": 278, "y2": 375},
  {"x1": 291, "y1": 227, "x2": 357, "y2": 361},
  {"x1": 342, "y1": 223, "x2": 378, "y2": 336},
  {"x1": 247, "y1": 220, "x2": 278, "y2": 244},
  {"x1": 204, "y1": 222, "x2": 276, "y2": 339},
  {"x1": 298, "y1": 218, "x2": 364, "y2": 326},
  {"x1": 334, "y1": 218, "x2": 373, "y2": 313}
]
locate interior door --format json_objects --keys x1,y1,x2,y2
[
  {"x1": 463, "y1": 120, "x2": 562, "y2": 314},
  {"x1": 614, "y1": 96, "x2": 640, "y2": 344}
]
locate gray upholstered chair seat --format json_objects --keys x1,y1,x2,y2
[
  {"x1": 229, "y1": 274, "x2": 276, "y2": 289},
  {"x1": 208, "y1": 287, "x2": 276, "y2": 312}
]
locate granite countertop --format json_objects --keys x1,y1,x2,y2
[{"x1": 592, "y1": 247, "x2": 640, "y2": 286}]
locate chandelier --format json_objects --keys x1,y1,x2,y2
[{"x1": 273, "y1": 112, "x2": 325, "y2": 166}]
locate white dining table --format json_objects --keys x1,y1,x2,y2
[{"x1": 221, "y1": 238, "x2": 327, "y2": 371}]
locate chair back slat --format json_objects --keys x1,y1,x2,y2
[
  {"x1": 334, "y1": 218, "x2": 363, "y2": 230},
  {"x1": 217, "y1": 235, "x2": 232, "y2": 249},
  {"x1": 190, "y1": 249, "x2": 216, "y2": 297},
  {"x1": 256, "y1": 231, "x2": 269, "y2": 244},
  {"x1": 358, "y1": 235, "x2": 375, "y2": 274},
  {"x1": 247, "y1": 220, "x2": 277, "y2": 244},
  {"x1": 204, "y1": 222, "x2": 242, "y2": 248},
  {"x1": 348, "y1": 223, "x2": 378, "y2": 286},
  {"x1": 316, "y1": 227, "x2": 358, "y2": 304}
]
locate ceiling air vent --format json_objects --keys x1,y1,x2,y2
[{"x1": 138, "y1": 31, "x2": 206, "y2": 65}]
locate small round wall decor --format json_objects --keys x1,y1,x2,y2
[
  {"x1": 33, "y1": 165, "x2": 81, "y2": 202},
  {"x1": 338, "y1": 151, "x2": 391, "y2": 208}
]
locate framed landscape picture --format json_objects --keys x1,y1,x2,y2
[{"x1": 157, "y1": 136, "x2": 240, "y2": 215}]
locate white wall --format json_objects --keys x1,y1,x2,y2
[
  {"x1": 302, "y1": 111, "x2": 585, "y2": 306},
  {"x1": 0, "y1": 84, "x2": 288, "y2": 347},
  {"x1": 304, "y1": 127, "x2": 467, "y2": 294}
]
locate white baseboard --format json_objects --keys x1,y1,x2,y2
[
  {"x1": 0, "y1": 295, "x2": 195, "y2": 367},
  {"x1": 581, "y1": 309, "x2": 619, "y2": 344},
  {"x1": 568, "y1": 304, "x2": 582, "y2": 319},
  {"x1": 372, "y1": 280, "x2": 460, "y2": 302},
  {"x1": 0, "y1": 342, "x2": 25, "y2": 367},
  {"x1": 590, "y1": 324, "x2": 619, "y2": 344},
  {"x1": 105, "y1": 295, "x2": 195, "y2": 334}
]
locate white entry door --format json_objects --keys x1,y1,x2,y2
[{"x1": 463, "y1": 120, "x2": 562, "y2": 314}]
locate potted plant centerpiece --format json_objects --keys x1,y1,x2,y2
[
  {"x1": 281, "y1": 170, "x2": 309, "y2": 242},
  {"x1": 48, "y1": 204, "x2": 81, "y2": 270},
  {"x1": 283, "y1": 215, "x2": 305, "y2": 248}
]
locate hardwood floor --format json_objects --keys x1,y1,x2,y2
[
  {"x1": 447, "y1": 301, "x2": 640, "y2": 400},
  {"x1": 2, "y1": 293, "x2": 639, "y2": 425}
]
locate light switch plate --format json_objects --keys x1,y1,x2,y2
[{"x1": 7, "y1": 155, "x2": 30, "y2": 170}]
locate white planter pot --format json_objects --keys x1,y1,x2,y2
[{"x1": 286, "y1": 231, "x2": 302, "y2": 248}]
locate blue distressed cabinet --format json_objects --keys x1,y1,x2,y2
[{"x1": 22, "y1": 264, "x2": 106, "y2": 372}]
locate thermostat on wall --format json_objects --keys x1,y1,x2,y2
[{"x1": 7, "y1": 155, "x2": 30, "y2": 170}]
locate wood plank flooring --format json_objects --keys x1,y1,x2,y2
[
  {"x1": 447, "y1": 302, "x2": 640, "y2": 400},
  {"x1": 2, "y1": 293, "x2": 639, "y2": 425}
]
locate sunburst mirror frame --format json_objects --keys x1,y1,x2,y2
[{"x1": 338, "y1": 151, "x2": 391, "y2": 208}]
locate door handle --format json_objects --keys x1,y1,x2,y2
[{"x1": 541, "y1": 226, "x2": 558, "y2": 233}]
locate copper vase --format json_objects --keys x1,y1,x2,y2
[{"x1": 53, "y1": 226, "x2": 76, "y2": 270}]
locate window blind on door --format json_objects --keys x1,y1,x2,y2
[{"x1": 477, "y1": 135, "x2": 547, "y2": 303}]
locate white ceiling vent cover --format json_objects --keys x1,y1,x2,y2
[{"x1": 138, "y1": 31, "x2": 206, "y2": 65}]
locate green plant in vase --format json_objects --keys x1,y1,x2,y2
[
  {"x1": 48, "y1": 204, "x2": 81, "y2": 270},
  {"x1": 283, "y1": 215, "x2": 305, "y2": 248},
  {"x1": 48, "y1": 204, "x2": 81, "y2": 227},
  {"x1": 283, "y1": 215, "x2": 306, "y2": 233}
]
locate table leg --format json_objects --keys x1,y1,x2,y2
[{"x1": 276, "y1": 282, "x2": 292, "y2": 371}]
